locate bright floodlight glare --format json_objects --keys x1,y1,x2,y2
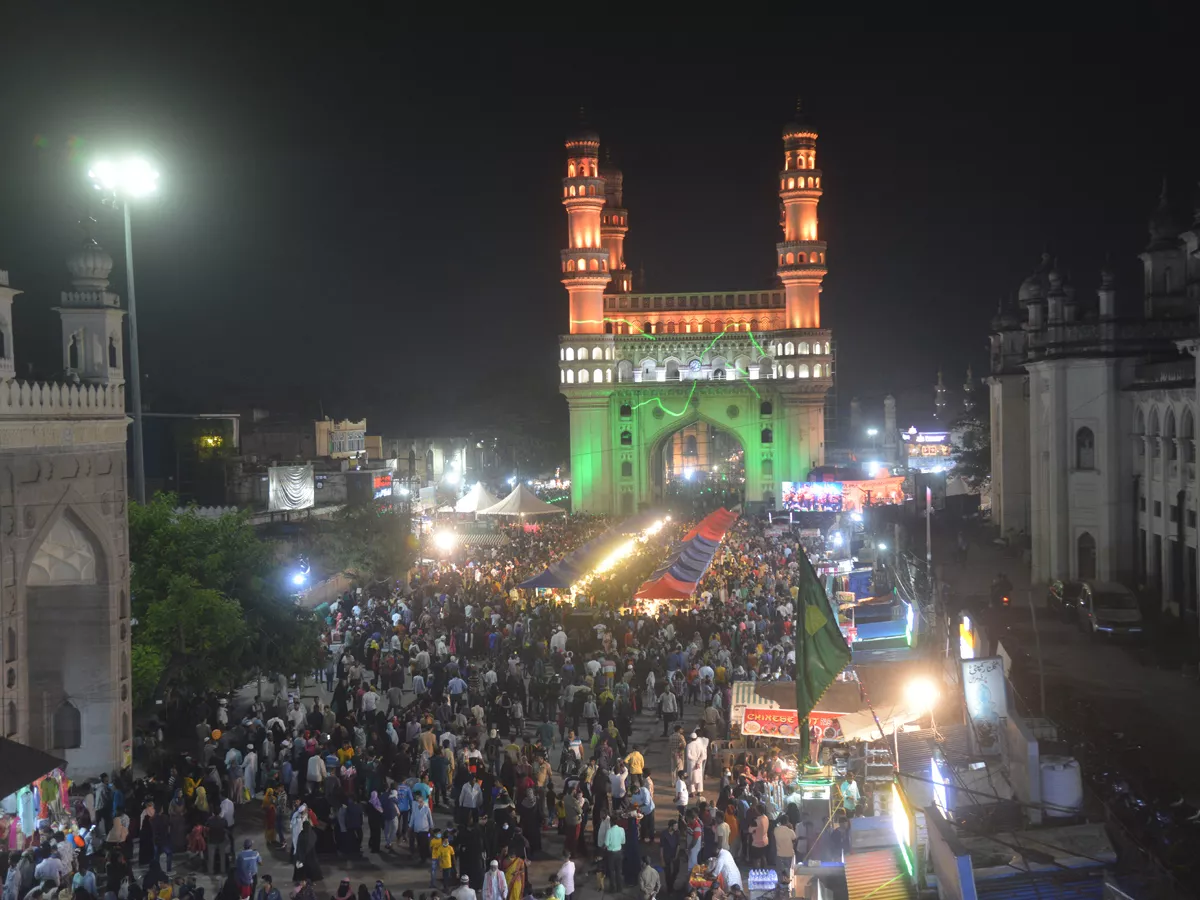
[
  {"x1": 832, "y1": 532, "x2": 844, "y2": 547},
  {"x1": 291, "y1": 572, "x2": 307, "y2": 586},
  {"x1": 89, "y1": 158, "x2": 159, "y2": 197},
  {"x1": 851, "y1": 511, "x2": 863, "y2": 522},
  {"x1": 444, "y1": 470, "x2": 460, "y2": 485},
  {"x1": 866, "y1": 461, "x2": 881, "y2": 477},
  {"x1": 507, "y1": 476, "x2": 516, "y2": 485},
  {"x1": 877, "y1": 542, "x2": 888, "y2": 551},
  {"x1": 866, "y1": 427, "x2": 879, "y2": 436},
  {"x1": 905, "y1": 678, "x2": 939, "y2": 713},
  {"x1": 433, "y1": 531, "x2": 457, "y2": 552}
]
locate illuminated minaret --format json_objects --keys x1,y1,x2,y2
[
  {"x1": 599, "y1": 149, "x2": 632, "y2": 293},
  {"x1": 776, "y1": 100, "x2": 826, "y2": 329},
  {"x1": 562, "y1": 113, "x2": 611, "y2": 333}
]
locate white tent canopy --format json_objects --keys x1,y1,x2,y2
[
  {"x1": 477, "y1": 484, "x2": 565, "y2": 517},
  {"x1": 455, "y1": 482, "x2": 500, "y2": 513}
]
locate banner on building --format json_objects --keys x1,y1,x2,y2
[
  {"x1": 268, "y1": 465, "x2": 315, "y2": 512},
  {"x1": 962, "y1": 655, "x2": 1006, "y2": 757},
  {"x1": 742, "y1": 707, "x2": 802, "y2": 739}
]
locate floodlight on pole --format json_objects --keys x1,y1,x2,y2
[{"x1": 88, "y1": 157, "x2": 160, "y2": 507}]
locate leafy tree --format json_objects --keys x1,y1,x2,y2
[
  {"x1": 953, "y1": 414, "x2": 991, "y2": 491},
  {"x1": 129, "y1": 493, "x2": 320, "y2": 706},
  {"x1": 301, "y1": 505, "x2": 414, "y2": 585}
]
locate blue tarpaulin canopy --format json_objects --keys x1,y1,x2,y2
[{"x1": 519, "y1": 512, "x2": 662, "y2": 590}]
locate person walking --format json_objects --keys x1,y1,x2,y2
[
  {"x1": 660, "y1": 821, "x2": 681, "y2": 894},
  {"x1": 603, "y1": 810, "x2": 626, "y2": 892}
]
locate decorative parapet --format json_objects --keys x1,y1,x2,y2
[
  {"x1": 0, "y1": 380, "x2": 126, "y2": 418},
  {"x1": 176, "y1": 505, "x2": 240, "y2": 520}
]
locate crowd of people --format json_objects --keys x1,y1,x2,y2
[{"x1": 2, "y1": 512, "x2": 848, "y2": 900}]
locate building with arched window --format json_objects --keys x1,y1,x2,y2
[
  {"x1": 0, "y1": 253, "x2": 132, "y2": 775},
  {"x1": 558, "y1": 108, "x2": 834, "y2": 513},
  {"x1": 990, "y1": 205, "x2": 1200, "y2": 619}
]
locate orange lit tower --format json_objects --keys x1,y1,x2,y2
[
  {"x1": 776, "y1": 100, "x2": 826, "y2": 329},
  {"x1": 562, "y1": 116, "x2": 611, "y2": 333},
  {"x1": 600, "y1": 150, "x2": 632, "y2": 293},
  {"x1": 558, "y1": 106, "x2": 833, "y2": 515}
]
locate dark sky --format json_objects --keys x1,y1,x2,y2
[{"x1": 1, "y1": 22, "x2": 1196, "y2": 436}]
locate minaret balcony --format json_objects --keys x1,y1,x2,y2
[
  {"x1": 562, "y1": 177, "x2": 607, "y2": 203},
  {"x1": 775, "y1": 241, "x2": 827, "y2": 274},
  {"x1": 561, "y1": 248, "x2": 611, "y2": 277}
]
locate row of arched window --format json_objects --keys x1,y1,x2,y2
[
  {"x1": 781, "y1": 176, "x2": 820, "y2": 191},
  {"x1": 561, "y1": 368, "x2": 613, "y2": 385},
  {"x1": 605, "y1": 319, "x2": 766, "y2": 335},
  {"x1": 1134, "y1": 406, "x2": 1198, "y2": 464},
  {"x1": 777, "y1": 363, "x2": 823, "y2": 379},
  {"x1": 567, "y1": 160, "x2": 597, "y2": 178},
  {"x1": 602, "y1": 213, "x2": 627, "y2": 226},
  {"x1": 564, "y1": 184, "x2": 599, "y2": 198},
  {"x1": 561, "y1": 346, "x2": 615, "y2": 361},
  {"x1": 785, "y1": 153, "x2": 816, "y2": 171},
  {"x1": 775, "y1": 341, "x2": 831, "y2": 356},
  {"x1": 617, "y1": 428, "x2": 772, "y2": 444},
  {"x1": 778, "y1": 251, "x2": 825, "y2": 266},
  {"x1": 564, "y1": 257, "x2": 608, "y2": 272}
]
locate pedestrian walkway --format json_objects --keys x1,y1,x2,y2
[{"x1": 177, "y1": 681, "x2": 718, "y2": 900}]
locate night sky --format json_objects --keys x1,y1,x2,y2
[{"x1": 1, "y1": 22, "x2": 1197, "y2": 436}]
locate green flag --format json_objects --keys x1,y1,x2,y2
[{"x1": 795, "y1": 553, "x2": 853, "y2": 762}]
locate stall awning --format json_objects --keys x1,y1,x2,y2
[
  {"x1": 0, "y1": 739, "x2": 65, "y2": 800},
  {"x1": 844, "y1": 849, "x2": 914, "y2": 900}
]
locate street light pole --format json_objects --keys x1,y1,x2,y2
[
  {"x1": 89, "y1": 158, "x2": 158, "y2": 507},
  {"x1": 123, "y1": 201, "x2": 146, "y2": 506}
]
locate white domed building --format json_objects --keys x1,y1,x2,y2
[
  {"x1": 989, "y1": 186, "x2": 1200, "y2": 621},
  {"x1": 0, "y1": 241, "x2": 131, "y2": 776}
]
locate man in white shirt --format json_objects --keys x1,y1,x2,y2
[
  {"x1": 674, "y1": 771, "x2": 689, "y2": 815},
  {"x1": 609, "y1": 763, "x2": 628, "y2": 802},
  {"x1": 361, "y1": 687, "x2": 379, "y2": 713},
  {"x1": 557, "y1": 850, "x2": 576, "y2": 900},
  {"x1": 708, "y1": 847, "x2": 742, "y2": 890},
  {"x1": 685, "y1": 733, "x2": 706, "y2": 795},
  {"x1": 550, "y1": 628, "x2": 568, "y2": 655}
]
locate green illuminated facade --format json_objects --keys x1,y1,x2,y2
[{"x1": 557, "y1": 111, "x2": 832, "y2": 514}]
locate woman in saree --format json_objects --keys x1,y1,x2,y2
[{"x1": 502, "y1": 851, "x2": 526, "y2": 900}]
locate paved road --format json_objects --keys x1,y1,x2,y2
[{"x1": 937, "y1": 526, "x2": 1200, "y2": 801}]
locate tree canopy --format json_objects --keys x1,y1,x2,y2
[
  {"x1": 953, "y1": 414, "x2": 991, "y2": 492},
  {"x1": 129, "y1": 493, "x2": 320, "y2": 708},
  {"x1": 299, "y1": 505, "x2": 415, "y2": 585}
]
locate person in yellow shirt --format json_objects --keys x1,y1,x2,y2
[
  {"x1": 429, "y1": 832, "x2": 445, "y2": 888},
  {"x1": 337, "y1": 742, "x2": 355, "y2": 766},
  {"x1": 715, "y1": 664, "x2": 727, "y2": 685},
  {"x1": 624, "y1": 748, "x2": 645, "y2": 776},
  {"x1": 436, "y1": 837, "x2": 456, "y2": 889}
]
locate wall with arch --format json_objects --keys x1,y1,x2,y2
[{"x1": 0, "y1": 442, "x2": 130, "y2": 777}]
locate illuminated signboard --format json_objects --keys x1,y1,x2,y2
[
  {"x1": 891, "y1": 782, "x2": 916, "y2": 878},
  {"x1": 931, "y1": 758, "x2": 949, "y2": 817},
  {"x1": 962, "y1": 656, "x2": 1006, "y2": 757},
  {"x1": 959, "y1": 614, "x2": 975, "y2": 660},
  {"x1": 781, "y1": 481, "x2": 843, "y2": 512},
  {"x1": 372, "y1": 473, "x2": 393, "y2": 500},
  {"x1": 742, "y1": 707, "x2": 802, "y2": 740}
]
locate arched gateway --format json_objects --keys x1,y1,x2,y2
[{"x1": 558, "y1": 107, "x2": 833, "y2": 514}]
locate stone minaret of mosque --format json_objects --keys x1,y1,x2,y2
[
  {"x1": 599, "y1": 149, "x2": 632, "y2": 293},
  {"x1": 934, "y1": 368, "x2": 948, "y2": 422},
  {"x1": 0, "y1": 270, "x2": 19, "y2": 381},
  {"x1": 561, "y1": 112, "x2": 611, "y2": 334},
  {"x1": 57, "y1": 239, "x2": 125, "y2": 385},
  {"x1": 776, "y1": 99, "x2": 827, "y2": 329},
  {"x1": 962, "y1": 365, "x2": 976, "y2": 414}
]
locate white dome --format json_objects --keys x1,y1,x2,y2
[{"x1": 66, "y1": 241, "x2": 113, "y2": 287}]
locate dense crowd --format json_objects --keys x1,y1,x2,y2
[{"x1": 4, "y1": 513, "x2": 845, "y2": 900}]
